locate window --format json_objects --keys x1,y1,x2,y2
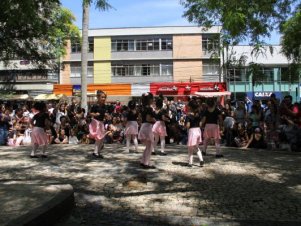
[
  {"x1": 161, "y1": 39, "x2": 172, "y2": 50},
  {"x1": 161, "y1": 64, "x2": 172, "y2": 75},
  {"x1": 111, "y1": 40, "x2": 135, "y2": 51},
  {"x1": 227, "y1": 68, "x2": 245, "y2": 82},
  {"x1": 112, "y1": 63, "x2": 172, "y2": 77},
  {"x1": 202, "y1": 36, "x2": 219, "y2": 53},
  {"x1": 71, "y1": 43, "x2": 81, "y2": 53},
  {"x1": 203, "y1": 63, "x2": 220, "y2": 76},
  {"x1": 112, "y1": 38, "x2": 171, "y2": 51},
  {"x1": 70, "y1": 63, "x2": 93, "y2": 77},
  {"x1": 71, "y1": 38, "x2": 94, "y2": 53},
  {"x1": 262, "y1": 68, "x2": 274, "y2": 82}
]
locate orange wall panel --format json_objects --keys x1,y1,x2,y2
[
  {"x1": 173, "y1": 35, "x2": 202, "y2": 59},
  {"x1": 88, "y1": 84, "x2": 131, "y2": 96},
  {"x1": 173, "y1": 60, "x2": 202, "y2": 82},
  {"x1": 53, "y1": 84, "x2": 73, "y2": 96}
]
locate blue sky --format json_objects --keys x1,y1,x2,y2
[{"x1": 61, "y1": 0, "x2": 280, "y2": 44}]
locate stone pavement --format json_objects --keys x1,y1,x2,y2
[{"x1": 0, "y1": 144, "x2": 300, "y2": 226}]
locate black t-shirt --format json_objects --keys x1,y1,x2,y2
[
  {"x1": 90, "y1": 104, "x2": 107, "y2": 121},
  {"x1": 204, "y1": 108, "x2": 221, "y2": 124},
  {"x1": 141, "y1": 107, "x2": 154, "y2": 123},
  {"x1": 185, "y1": 114, "x2": 201, "y2": 128},
  {"x1": 126, "y1": 110, "x2": 138, "y2": 121},
  {"x1": 32, "y1": 112, "x2": 49, "y2": 128}
]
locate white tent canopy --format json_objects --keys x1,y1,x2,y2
[{"x1": 194, "y1": 91, "x2": 231, "y2": 97}]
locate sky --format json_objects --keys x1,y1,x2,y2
[{"x1": 60, "y1": 0, "x2": 280, "y2": 44}]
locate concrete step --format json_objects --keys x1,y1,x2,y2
[{"x1": 0, "y1": 184, "x2": 74, "y2": 226}]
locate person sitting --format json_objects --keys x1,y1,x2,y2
[
  {"x1": 69, "y1": 128, "x2": 79, "y2": 144},
  {"x1": 234, "y1": 123, "x2": 249, "y2": 148},
  {"x1": 54, "y1": 129, "x2": 69, "y2": 144},
  {"x1": 243, "y1": 127, "x2": 267, "y2": 149}
]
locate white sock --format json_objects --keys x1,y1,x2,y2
[
  {"x1": 160, "y1": 137, "x2": 165, "y2": 152},
  {"x1": 133, "y1": 136, "x2": 138, "y2": 151}
]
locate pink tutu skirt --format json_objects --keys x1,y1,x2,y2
[
  {"x1": 89, "y1": 119, "x2": 106, "y2": 141},
  {"x1": 152, "y1": 121, "x2": 167, "y2": 137},
  {"x1": 31, "y1": 127, "x2": 48, "y2": 146},
  {"x1": 203, "y1": 124, "x2": 221, "y2": 140},
  {"x1": 138, "y1": 123, "x2": 154, "y2": 141},
  {"x1": 125, "y1": 121, "x2": 138, "y2": 135},
  {"x1": 187, "y1": 127, "x2": 202, "y2": 147}
]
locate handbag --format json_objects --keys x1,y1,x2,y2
[{"x1": 23, "y1": 129, "x2": 32, "y2": 146}]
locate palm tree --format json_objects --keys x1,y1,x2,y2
[{"x1": 81, "y1": 0, "x2": 112, "y2": 112}]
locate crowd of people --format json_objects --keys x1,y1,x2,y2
[{"x1": 0, "y1": 91, "x2": 300, "y2": 167}]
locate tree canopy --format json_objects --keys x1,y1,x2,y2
[
  {"x1": 281, "y1": 5, "x2": 301, "y2": 63},
  {"x1": 181, "y1": 0, "x2": 295, "y2": 44},
  {"x1": 0, "y1": 0, "x2": 79, "y2": 67}
]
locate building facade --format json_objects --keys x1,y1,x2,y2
[
  {"x1": 57, "y1": 26, "x2": 222, "y2": 99},
  {"x1": 0, "y1": 60, "x2": 57, "y2": 96},
  {"x1": 225, "y1": 45, "x2": 300, "y2": 102}
]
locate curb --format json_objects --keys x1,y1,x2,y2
[{"x1": 5, "y1": 184, "x2": 74, "y2": 226}]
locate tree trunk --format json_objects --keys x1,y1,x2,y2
[{"x1": 81, "y1": 2, "x2": 89, "y2": 113}]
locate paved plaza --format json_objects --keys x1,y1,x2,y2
[{"x1": 0, "y1": 144, "x2": 300, "y2": 226}]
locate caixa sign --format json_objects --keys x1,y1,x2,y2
[{"x1": 254, "y1": 92, "x2": 272, "y2": 97}]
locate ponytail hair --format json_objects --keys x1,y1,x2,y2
[
  {"x1": 188, "y1": 99, "x2": 199, "y2": 113},
  {"x1": 141, "y1": 92, "x2": 153, "y2": 106}
]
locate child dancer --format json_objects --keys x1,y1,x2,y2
[
  {"x1": 89, "y1": 90, "x2": 108, "y2": 158},
  {"x1": 152, "y1": 97, "x2": 169, "y2": 155},
  {"x1": 186, "y1": 99, "x2": 204, "y2": 167},
  {"x1": 138, "y1": 92, "x2": 156, "y2": 169},
  {"x1": 30, "y1": 102, "x2": 51, "y2": 158},
  {"x1": 124, "y1": 100, "x2": 139, "y2": 153},
  {"x1": 201, "y1": 98, "x2": 224, "y2": 158}
]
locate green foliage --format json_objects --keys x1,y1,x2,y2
[
  {"x1": 281, "y1": 5, "x2": 301, "y2": 63},
  {"x1": 0, "y1": 0, "x2": 79, "y2": 68},
  {"x1": 83, "y1": 0, "x2": 113, "y2": 10},
  {"x1": 247, "y1": 62, "x2": 265, "y2": 86},
  {"x1": 181, "y1": 0, "x2": 294, "y2": 44},
  {"x1": 281, "y1": 63, "x2": 300, "y2": 82}
]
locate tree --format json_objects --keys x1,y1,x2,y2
[
  {"x1": 181, "y1": 0, "x2": 295, "y2": 45},
  {"x1": 81, "y1": 0, "x2": 112, "y2": 112},
  {"x1": 281, "y1": 5, "x2": 301, "y2": 63},
  {"x1": 0, "y1": 0, "x2": 79, "y2": 67}
]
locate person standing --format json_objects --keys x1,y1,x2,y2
[
  {"x1": 152, "y1": 97, "x2": 169, "y2": 155},
  {"x1": 138, "y1": 92, "x2": 156, "y2": 169},
  {"x1": 30, "y1": 102, "x2": 51, "y2": 158},
  {"x1": 201, "y1": 98, "x2": 224, "y2": 158},
  {"x1": 186, "y1": 99, "x2": 204, "y2": 167},
  {"x1": 124, "y1": 100, "x2": 139, "y2": 153},
  {"x1": 89, "y1": 90, "x2": 108, "y2": 158}
]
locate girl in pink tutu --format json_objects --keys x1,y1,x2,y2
[
  {"x1": 186, "y1": 99, "x2": 204, "y2": 167},
  {"x1": 30, "y1": 102, "x2": 51, "y2": 158},
  {"x1": 89, "y1": 90, "x2": 108, "y2": 158},
  {"x1": 124, "y1": 100, "x2": 139, "y2": 153},
  {"x1": 201, "y1": 98, "x2": 223, "y2": 158},
  {"x1": 138, "y1": 92, "x2": 156, "y2": 169},
  {"x1": 152, "y1": 97, "x2": 170, "y2": 155}
]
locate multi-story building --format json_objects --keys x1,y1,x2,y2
[
  {"x1": 225, "y1": 45, "x2": 300, "y2": 102},
  {"x1": 0, "y1": 60, "x2": 58, "y2": 96},
  {"x1": 56, "y1": 26, "x2": 223, "y2": 101}
]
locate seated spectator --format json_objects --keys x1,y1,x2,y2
[
  {"x1": 54, "y1": 129, "x2": 69, "y2": 144},
  {"x1": 234, "y1": 123, "x2": 249, "y2": 148},
  {"x1": 223, "y1": 110, "x2": 235, "y2": 146},
  {"x1": 243, "y1": 127, "x2": 267, "y2": 149},
  {"x1": 69, "y1": 128, "x2": 79, "y2": 144}
]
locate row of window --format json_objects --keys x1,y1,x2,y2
[
  {"x1": 111, "y1": 39, "x2": 173, "y2": 52},
  {"x1": 111, "y1": 64, "x2": 172, "y2": 77},
  {"x1": 0, "y1": 71, "x2": 58, "y2": 81},
  {"x1": 68, "y1": 63, "x2": 219, "y2": 77},
  {"x1": 71, "y1": 36, "x2": 220, "y2": 53},
  {"x1": 227, "y1": 67, "x2": 296, "y2": 82}
]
